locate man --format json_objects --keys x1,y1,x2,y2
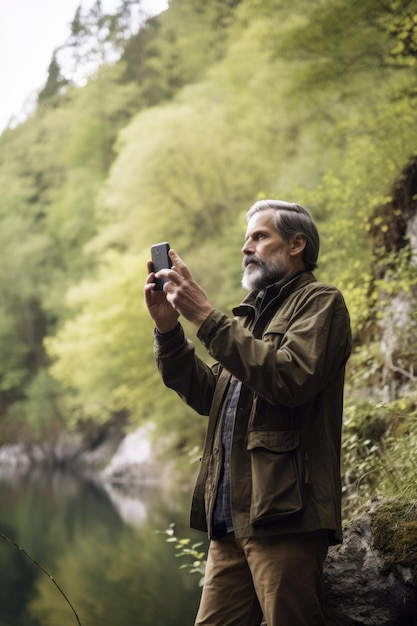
[{"x1": 144, "y1": 199, "x2": 352, "y2": 626}]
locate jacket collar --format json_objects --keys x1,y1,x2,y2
[{"x1": 233, "y1": 271, "x2": 316, "y2": 318}]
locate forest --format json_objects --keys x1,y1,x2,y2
[{"x1": 0, "y1": 0, "x2": 416, "y2": 522}]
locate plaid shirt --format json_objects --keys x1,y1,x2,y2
[
  {"x1": 211, "y1": 376, "x2": 242, "y2": 536},
  {"x1": 211, "y1": 285, "x2": 281, "y2": 538}
]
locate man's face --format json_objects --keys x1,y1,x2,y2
[{"x1": 241, "y1": 209, "x2": 291, "y2": 291}]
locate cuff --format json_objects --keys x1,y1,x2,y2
[
  {"x1": 154, "y1": 322, "x2": 185, "y2": 355},
  {"x1": 197, "y1": 309, "x2": 228, "y2": 349},
  {"x1": 153, "y1": 323, "x2": 181, "y2": 340}
]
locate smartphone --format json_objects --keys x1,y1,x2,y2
[{"x1": 151, "y1": 242, "x2": 172, "y2": 290}]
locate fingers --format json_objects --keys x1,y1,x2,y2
[
  {"x1": 145, "y1": 260, "x2": 156, "y2": 285},
  {"x1": 169, "y1": 250, "x2": 192, "y2": 280},
  {"x1": 146, "y1": 258, "x2": 175, "y2": 287},
  {"x1": 158, "y1": 267, "x2": 182, "y2": 287},
  {"x1": 146, "y1": 249, "x2": 192, "y2": 289}
]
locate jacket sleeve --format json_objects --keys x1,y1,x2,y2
[
  {"x1": 197, "y1": 285, "x2": 352, "y2": 407},
  {"x1": 154, "y1": 323, "x2": 219, "y2": 416}
]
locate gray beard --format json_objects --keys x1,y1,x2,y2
[{"x1": 241, "y1": 256, "x2": 289, "y2": 291}]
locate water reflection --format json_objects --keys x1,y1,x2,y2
[{"x1": 0, "y1": 470, "x2": 206, "y2": 626}]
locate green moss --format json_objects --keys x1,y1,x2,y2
[{"x1": 371, "y1": 499, "x2": 417, "y2": 586}]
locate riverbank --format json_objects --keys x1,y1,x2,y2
[{"x1": 0, "y1": 424, "x2": 162, "y2": 487}]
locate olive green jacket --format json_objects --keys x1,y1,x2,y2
[{"x1": 154, "y1": 271, "x2": 352, "y2": 544}]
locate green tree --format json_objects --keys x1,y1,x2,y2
[{"x1": 38, "y1": 51, "x2": 69, "y2": 104}]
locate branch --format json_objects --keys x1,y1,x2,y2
[{"x1": 0, "y1": 531, "x2": 82, "y2": 626}]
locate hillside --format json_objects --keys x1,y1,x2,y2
[{"x1": 0, "y1": 0, "x2": 416, "y2": 520}]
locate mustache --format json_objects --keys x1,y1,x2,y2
[{"x1": 243, "y1": 254, "x2": 266, "y2": 268}]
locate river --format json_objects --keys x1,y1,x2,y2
[{"x1": 0, "y1": 469, "x2": 207, "y2": 626}]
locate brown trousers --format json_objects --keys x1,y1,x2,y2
[{"x1": 194, "y1": 530, "x2": 328, "y2": 626}]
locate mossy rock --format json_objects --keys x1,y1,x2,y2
[
  {"x1": 324, "y1": 496, "x2": 417, "y2": 625},
  {"x1": 371, "y1": 498, "x2": 417, "y2": 586}
]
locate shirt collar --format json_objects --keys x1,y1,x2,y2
[{"x1": 254, "y1": 270, "x2": 305, "y2": 310}]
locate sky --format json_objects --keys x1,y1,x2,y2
[{"x1": 0, "y1": 0, "x2": 168, "y2": 133}]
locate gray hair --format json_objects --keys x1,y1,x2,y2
[{"x1": 246, "y1": 199, "x2": 320, "y2": 270}]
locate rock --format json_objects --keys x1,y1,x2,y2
[
  {"x1": 323, "y1": 498, "x2": 417, "y2": 625},
  {"x1": 366, "y1": 155, "x2": 417, "y2": 399},
  {"x1": 0, "y1": 444, "x2": 31, "y2": 476},
  {"x1": 101, "y1": 424, "x2": 159, "y2": 485}
]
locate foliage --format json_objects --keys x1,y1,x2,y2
[
  {"x1": 121, "y1": 0, "x2": 241, "y2": 103},
  {"x1": 159, "y1": 523, "x2": 206, "y2": 587},
  {"x1": 342, "y1": 399, "x2": 417, "y2": 521},
  {"x1": 38, "y1": 53, "x2": 69, "y2": 103}
]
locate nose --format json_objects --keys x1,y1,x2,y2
[{"x1": 241, "y1": 238, "x2": 253, "y2": 256}]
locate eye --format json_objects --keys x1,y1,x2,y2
[{"x1": 244, "y1": 231, "x2": 267, "y2": 244}]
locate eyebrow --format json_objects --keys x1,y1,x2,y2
[{"x1": 244, "y1": 228, "x2": 270, "y2": 240}]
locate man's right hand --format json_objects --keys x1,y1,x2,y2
[{"x1": 144, "y1": 260, "x2": 180, "y2": 334}]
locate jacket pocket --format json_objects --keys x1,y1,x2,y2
[
  {"x1": 262, "y1": 317, "x2": 288, "y2": 347},
  {"x1": 247, "y1": 429, "x2": 306, "y2": 526}
]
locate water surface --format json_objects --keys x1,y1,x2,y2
[{"x1": 0, "y1": 470, "x2": 206, "y2": 626}]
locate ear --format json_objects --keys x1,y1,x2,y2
[{"x1": 289, "y1": 233, "x2": 307, "y2": 257}]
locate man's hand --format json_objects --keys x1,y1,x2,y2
[
  {"x1": 147, "y1": 250, "x2": 214, "y2": 329},
  {"x1": 144, "y1": 259, "x2": 180, "y2": 334}
]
